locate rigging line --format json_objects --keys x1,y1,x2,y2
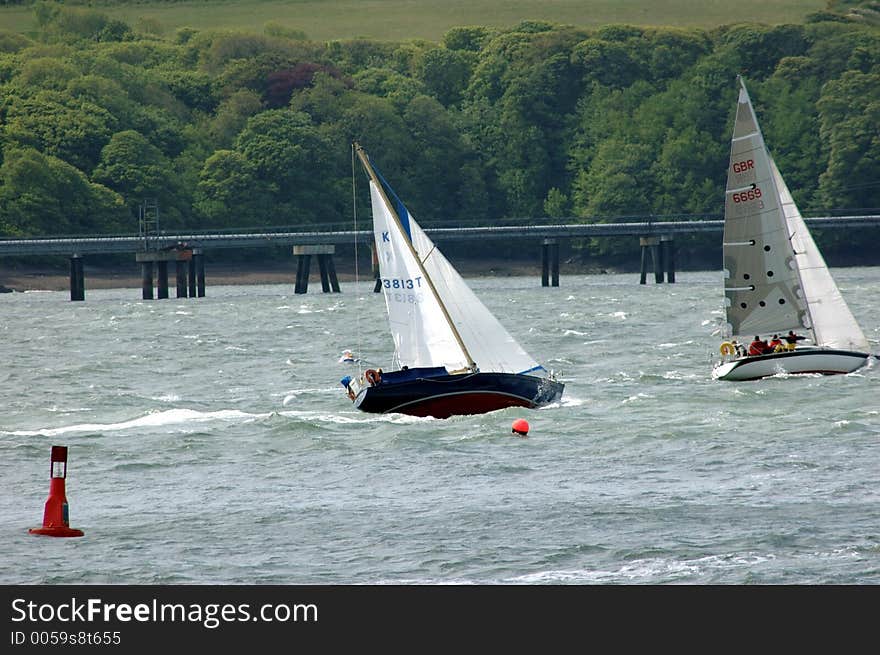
[
  {"x1": 351, "y1": 143, "x2": 363, "y2": 375},
  {"x1": 420, "y1": 244, "x2": 437, "y2": 265}
]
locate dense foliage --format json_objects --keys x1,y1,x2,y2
[{"x1": 1, "y1": 2, "x2": 879, "y2": 265}]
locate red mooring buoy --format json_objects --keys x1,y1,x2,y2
[
  {"x1": 511, "y1": 418, "x2": 530, "y2": 436},
  {"x1": 29, "y1": 445, "x2": 84, "y2": 538}
]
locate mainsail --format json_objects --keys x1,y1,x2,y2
[
  {"x1": 722, "y1": 77, "x2": 868, "y2": 351},
  {"x1": 365, "y1": 155, "x2": 542, "y2": 376}
]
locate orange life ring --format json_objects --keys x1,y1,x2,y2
[{"x1": 365, "y1": 369, "x2": 381, "y2": 386}]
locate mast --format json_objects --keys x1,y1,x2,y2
[{"x1": 353, "y1": 142, "x2": 477, "y2": 372}]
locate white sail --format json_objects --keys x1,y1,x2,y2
[
  {"x1": 369, "y1": 181, "x2": 466, "y2": 370},
  {"x1": 722, "y1": 77, "x2": 867, "y2": 351},
  {"x1": 369, "y1": 179, "x2": 542, "y2": 376},
  {"x1": 773, "y1": 158, "x2": 869, "y2": 351}
]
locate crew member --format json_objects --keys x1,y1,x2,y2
[
  {"x1": 784, "y1": 330, "x2": 806, "y2": 350},
  {"x1": 748, "y1": 336, "x2": 769, "y2": 356}
]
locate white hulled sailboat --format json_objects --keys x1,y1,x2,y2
[{"x1": 713, "y1": 77, "x2": 871, "y2": 381}]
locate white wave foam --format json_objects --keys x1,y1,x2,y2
[
  {"x1": 621, "y1": 393, "x2": 653, "y2": 404},
  {"x1": 281, "y1": 388, "x2": 337, "y2": 406},
  {"x1": 661, "y1": 371, "x2": 698, "y2": 381},
  {"x1": 277, "y1": 409, "x2": 429, "y2": 425},
  {"x1": 509, "y1": 552, "x2": 775, "y2": 584},
  {"x1": 4, "y1": 408, "x2": 264, "y2": 437}
]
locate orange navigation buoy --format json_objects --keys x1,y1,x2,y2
[
  {"x1": 511, "y1": 418, "x2": 530, "y2": 436},
  {"x1": 29, "y1": 445, "x2": 84, "y2": 538}
]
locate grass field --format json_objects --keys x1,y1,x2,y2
[{"x1": 1, "y1": 0, "x2": 827, "y2": 42}]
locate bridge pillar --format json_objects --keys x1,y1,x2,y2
[
  {"x1": 318, "y1": 253, "x2": 340, "y2": 292},
  {"x1": 295, "y1": 254, "x2": 311, "y2": 294},
  {"x1": 293, "y1": 245, "x2": 338, "y2": 293},
  {"x1": 157, "y1": 261, "x2": 169, "y2": 299},
  {"x1": 638, "y1": 236, "x2": 676, "y2": 284},
  {"x1": 140, "y1": 261, "x2": 154, "y2": 300},
  {"x1": 176, "y1": 260, "x2": 188, "y2": 298},
  {"x1": 639, "y1": 237, "x2": 661, "y2": 284},
  {"x1": 137, "y1": 247, "x2": 198, "y2": 300},
  {"x1": 69, "y1": 254, "x2": 84, "y2": 301},
  {"x1": 195, "y1": 251, "x2": 206, "y2": 297},
  {"x1": 187, "y1": 258, "x2": 196, "y2": 297},
  {"x1": 542, "y1": 239, "x2": 559, "y2": 287},
  {"x1": 662, "y1": 234, "x2": 675, "y2": 283}
]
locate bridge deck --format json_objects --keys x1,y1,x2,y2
[{"x1": 1, "y1": 216, "x2": 878, "y2": 257}]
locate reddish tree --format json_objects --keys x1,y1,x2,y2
[{"x1": 265, "y1": 63, "x2": 349, "y2": 108}]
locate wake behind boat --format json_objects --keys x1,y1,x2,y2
[
  {"x1": 713, "y1": 77, "x2": 872, "y2": 381},
  {"x1": 341, "y1": 143, "x2": 564, "y2": 418}
]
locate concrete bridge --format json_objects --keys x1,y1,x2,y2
[{"x1": 2, "y1": 215, "x2": 878, "y2": 299}]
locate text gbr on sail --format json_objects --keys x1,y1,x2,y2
[{"x1": 732, "y1": 159, "x2": 755, "y2": 173}]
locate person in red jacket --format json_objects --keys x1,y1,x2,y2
[{"x1": 748, "y1": 336, "x2": 770, "y2": 356}]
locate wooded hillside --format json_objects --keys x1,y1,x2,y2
[{"x1": 1, "y1": 1, "x2": 878, "y2": 266}]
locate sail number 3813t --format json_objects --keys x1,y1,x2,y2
[
  {"x1": 382, "y1": 276, "x2": 423, "y2": 290},
  {"x1": 382, "y1": 276, "x2": 424, "y2": 304}
]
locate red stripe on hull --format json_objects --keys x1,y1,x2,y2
[{"x1": 395, "y1": 392, "x2": 533, "y2": 419}]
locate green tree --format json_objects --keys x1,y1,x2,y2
[
  {"x1": 5, "y1": 90, "x2": 117, "y2": 171},
  {"x1": 92, "y1": 129, "x2": 183, "y2": 225},
  {"x1": 194, "y1": 149, "x2": 273, "y2": 226},
  {"x1": 817, "y1": 71, "x2": 880, "y2": 211},
  {"x1": 402, "y1": 94, "x2": 486, "y2": 223},
  {"x1": 415, "y1": 47, "x2": 474, "y2": 106},
  {"x1": 443, "y1": 26, "x2": 492, "y2": 53},
  {"x1": 353, "y1": 67, "x2": 427, "y2": 111},
  {"x1": 572, "y1": 38, "x2": 640, "y2": 89},
  {"x1": 715, "y1": 24, "x2": 808, "y2": 78},
  {"x1": 16, "y1": 56, "x2": 79, "y2": 90},
  {"x1": 543, "y1": 187, "x2": 569, "y2": 217},
  {"x1": 234, "y1": 109, "x2": 339, "y2": 225},
  {"x1": 209, "y1": 89, "x2": 264, "y2": 148},
  {"x1": 0, "y1": 147, "x2": 127, "y2": 236}
]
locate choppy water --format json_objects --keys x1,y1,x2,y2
[{"x1": 2, "y1": 269, "x2": 879, "y2": 584}]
